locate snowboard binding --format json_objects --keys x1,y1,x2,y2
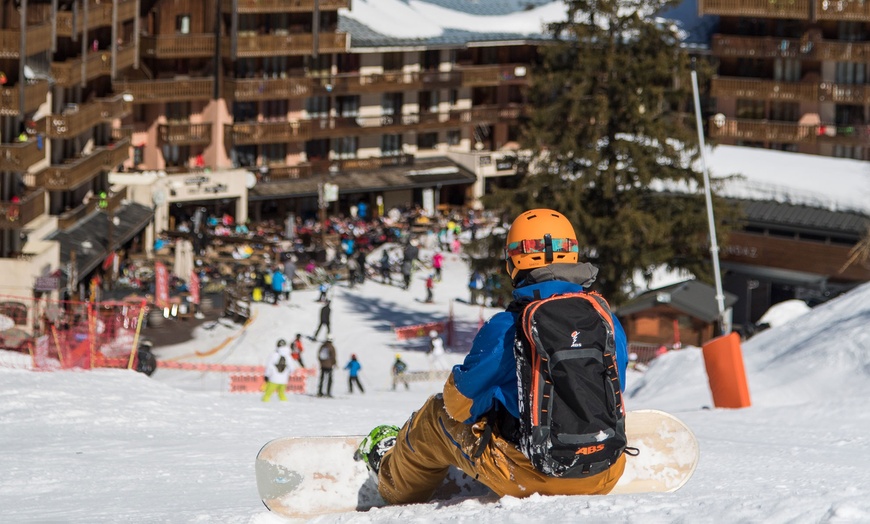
[{"x1": 354, "y1": 425, "x2": 399, "y2": 474}]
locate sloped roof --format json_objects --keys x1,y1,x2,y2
[
  {"x1": 738, "y1": 200, "x2": 869, "y2": 238},
  {"x1": 248, "y1": 157, "x2": 476, "y2": 201},
  {"x1": 48, "y1": 202, "x2": 154, "y2": 286},
  {"x1": 616, "y1": 280, "x2": 738, "y2": 323},
  {"x1": 338, "y1": 0, "x2": 717, "y2": 50}
]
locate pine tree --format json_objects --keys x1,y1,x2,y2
[{"x1": 484, "y1": 0, "x2": 739, "y2": 304}]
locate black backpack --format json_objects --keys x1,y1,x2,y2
[
  {"x1": 512, "y1": 291, "x2": 627, "y2": 478},
  {"x1": 276, "y1": 355, "x2": 287, "y2": 373}
]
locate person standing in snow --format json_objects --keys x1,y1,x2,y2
[
  {"x1": 426, "y1": 330, "x2": 446, "y2": 370},
  {"x1": 432, "y1": 251, "x2": 444, "y2": 282},
  {"x1": 344, "y1": 354, "x2": 365, "y2": 394},
  {"x1": 424, "y1": 274, "x2": 435, "y2": 303},
  {"x1": 290, "y1": 333, "x2": 306, "y2": 368},
  {"x1": 312, "y1": 300, "x2": 332, "y2": 340},
  {"x1": 317, "y1": 337, "x2": 337, "y2": 398},
  {"x1": 270, "y1": 266, "x2": 287, "y2": 304},
  {"x1": 262, "y1": 339, "x2": 296, "y2": 402},
  {"x1": 355, "y1": 208, "x2": 629, "y2": 504},
  {"x1": 391, "y1": 354, "x2": 410, "y2": 391}
]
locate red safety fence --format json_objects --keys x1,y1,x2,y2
[
  {"x1": 229, "y1": 368, "x2": 317, "y2": 394},
  {"x1": 0, "y1": 295, "x2": 147, "y2": 372},
  {"x1": 394, "y1": 321, "x2": 446, "y2": 341}
]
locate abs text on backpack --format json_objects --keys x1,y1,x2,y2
[{"x1": 512, "y1": 291, "x2": 626, "y2": 478}]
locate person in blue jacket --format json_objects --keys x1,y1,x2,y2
[
  {"x1": 344, "y1": 354, "x2": 364, "y2": 394},
  {"x1": 356, "y1": 208, "x2": 628, "y2": 505}
]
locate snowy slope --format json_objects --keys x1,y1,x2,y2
[{"x1": 2, "y1": 247, "x2": 870, "y2": 523}]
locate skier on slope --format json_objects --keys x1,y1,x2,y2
[{"x1": 355, "y1": 208, "x2": 629, "y2": 504}]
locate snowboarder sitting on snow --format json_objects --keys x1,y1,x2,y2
[
  {"x1": 356, "y1": 208, "x2": 629, "y2": 504},
  {"x1": 262, "y1": 339, "x2": 297, "y2": 402}
]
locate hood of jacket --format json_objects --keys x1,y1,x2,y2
[{"x1": 521, "y1": 262, "x2": 598, "y2": 288}]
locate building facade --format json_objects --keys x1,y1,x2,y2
[
  {"x1": 701, "y1": 0, "x2": 870, "y2": 160},
  {"x1": 1, "y1": 0, "x2": 546, "y2": 311}
]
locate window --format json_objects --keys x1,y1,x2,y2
[
  {"x1": 306, "y1": 96, "x2": 330, "y2": 118},
  {"x1": 417, "y1": 132, "x2": 438, "y2": 150},
  {"x1": 382, "y1": 93, "x2": 403, "y2": 116},
  {"x1": 383, "y1": 52, "x2": 403, "y2": 72},
  {"x1": 838, "y1": 21, "x2": 865, "y2": 42},
  {"x1": 263, "y1": 99, "x2": 288, "y2": 121},
  {"x1": 336, "y1": 96, "x2": 359, "y2": 117},
  {"x1": 262, "y1": 143, "x2": 286, "y2": 163},
  {"x1": 133, "y1": 145, "x2": 144, "y2": 165},
  {"x1": 736, "y1": 99, "x2": 765, "y2": 119},
  {"x1": 419, "y1": 90, "x2": 439, "y2": 113},
  {"x1": 176, "y1": 15, "x2": 191, "y2": 35},
  {"x1": 446, "y1": 130, "x2": 461, "y2": 146},
  {"x1": 382, "y1": 134, "x2": 402, "y2": 156},
  {"x1": 769, "y1": 102, "x2": 799, "y2": 121},
  {"x1": 448, "y1": 89, "x2": 458, "y2": 106},
  {"x1": 773, "y1": 58, "x2": 801, "y2": 82},
  {"x1": 421, "y1": 50, "x2": 440, "y2": 71},
  {"x1": 333, "y1": 136, "x2": 357, "y2": 159},
  {"x1": 166, "y1": 102, "x2": 190, "y2": 122},
  {"x1": 835, "y1": 104, "x2": 863, "y2": 126},
  {"x1": 835, "y1": 62, "x2": 867, "y2": 84}
]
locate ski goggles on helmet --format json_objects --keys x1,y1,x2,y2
[{"x1": 505, "y1": 236, "x2": 579, "y2": 260}]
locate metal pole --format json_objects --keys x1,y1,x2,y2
[{"x1": 690, "y1": 61, "x2": 727, "y2": 331}]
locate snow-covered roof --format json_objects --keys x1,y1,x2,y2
[{"x1": 338, "y1": 0, "x2": 717, "y2": 50}]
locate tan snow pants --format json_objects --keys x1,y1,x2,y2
[{"x1": 377, "y1": 394, "x2": 626, "y2": 505}]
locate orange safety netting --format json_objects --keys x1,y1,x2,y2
[{"x1": 0, "y1": 295, "x2": 147, "y2": 372}]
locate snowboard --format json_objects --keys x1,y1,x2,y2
[{"x1": 255, "y1": 409, "x2": 699, "y2": 519}]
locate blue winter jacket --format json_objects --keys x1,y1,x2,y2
[
  {"x1": 345, "y1": 359, "x2": 362, "y2": 377},
  {"x1": 443, "y1": 264, "x2": 628, "y2": 424}
]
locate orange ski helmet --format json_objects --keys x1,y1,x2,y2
[{"x1": 505, "y1": 209, "x2": 579, "y2": 283}]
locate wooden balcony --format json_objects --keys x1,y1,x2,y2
[
  {"x1": 815, "y1": 0, "x2": 870, "y2": 21},
  {"x1": 0, "y1": 140, "x2": 45, "y2": 172},
  {"x1": 100, "y1": 95, "x2": 133, "y2": 121},
  {"x1": 464, "y1": 105, "x2": 524, "y2": 123},
  {"x1": 708, "y1": 117, "x2": 817, "y2": 143},
  {"x1": 0, "y1": 80, "x2": 50, "y2": 116},
  {"x1": 158, "y1": 122, "x2": 212, "y2": 146},
  {"x1": 224, "y1": 76, "x2": 313, "y2": 101},
  {"x1": 460, "y1": 64, "x2": 531, "y2": 87},
  {"x1": 0, "y1": 24, "x2": 52, "y2": 58},
  {"x1": 698, "y1": 0, "x2": 810, "y2": 19},
  {"x1": 111, "y1": 126, "x2": 133, "y2": 142},
  {"x1": 141, "y1": 34, "x2": 216, "y2": 59},
  {"x1": 265, "y1": 154, "x2": 414, "y2": 181},
  {"x1": 711, "y1": 76, "x2": 819, "y2": 102},
  {"x1": 104, "y1": 138, "x2": 131, "y2": 170},
  {"x1": 52, "y1": 50, "x2": 113, "y2": 87},
  {"x1": 35, "y1": 150, "x2": 109, "y2": 191},
  {"x1": 226, "y1": 121, "x2": 311, "y2": 145},
  {"x1": 115, "y1": 45, "x2": 137, "y2": 71},
  {"x1": 712, "y1": 34, "x2": 870, "y2": 61},
  {"x1": 0, "y1": 188, "x2": 46, "y2": 230},
  {"x1": 56, "y1": 0, "x2": 137, "y2": 37},
  {"x1": 223, "y1": 0, "x2": 350, "y2": 13},
  {"x1": 228, "y1": 32, "x2": 348, "y2": 58},
  {"x1": 114, "y1": 78, "x2": 213, "y2": 103}
]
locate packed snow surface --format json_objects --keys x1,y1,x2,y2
[{"x1": 2, "y1": 245, "x2": 870, "y2": 523}]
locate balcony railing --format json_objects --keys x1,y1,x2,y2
[
  {"x1": 226, "y1": 121, "x2": 312, "y2": 145},
  {"x1": 708, "y1": 116, "x2": 870, "y2": 146},
  {"x1": 698, "y1": 0, "x2": 810, "y2": 19},
  {"x1": 104, "y1": 137, "x2": 131, "y2": 169},
  {"x1": 460, "y1": 64, "x2": 531, "y2": 86},
  {"x1": 0, "y1": 140, "x2": 44, "y2": 172},
  {"x1": 141, "y1": 34, "x2": 216, "y2": 58},
  {"x1": 56, "y1": 0, "x2": 137, "y2": 37},
  {"x1": 712, "y1": 34, "x2": 870, "y2": 62},
  {"x1": 710, "y1": 76, "x2": 819, "y2": 102},
  {"x1": 228, "y1": 32, "x2": 348, "y2": 57},
  {"x1": 100, "y1": 95, "x2": 133, "y2": 121},
  {"x1": 114, "y1": 78, "x2": 213, "y2": 103},
  {"x1": 0, "y1": 188, "x2": 46, "y2": 230},
  {"x1": 0, "y1": 80, "x2": 50, "y2": 116},
  {"x1": 51, "y1": 50, "x2": 114, "y2": 87},
  {"x1": 41, "y1": 96, "x2": 131, "y2": 139},
  {"x1": 263, "y1": 154, "x2": 414, "y2": 181},
  {"x1": 158, "y1": 122, "x2": 213, "y2": 145},
  {"x1": 0, "y1": 23, "x2": 52, "y2": 58},
  {"x1": 223, "y1": 0, "x2": 350, "y2": 13},
  {"x1": 225, "y1": 76, "x2": 313, "y2": 100},
  {"x1": 35, "y1": 149, "x2": 108, "y2": 191},
  {"x1": 815, "y1": 0, "x2": 870, "y2": 21}
]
